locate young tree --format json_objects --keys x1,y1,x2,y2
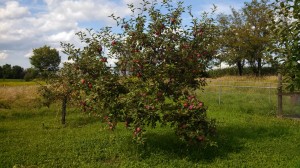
[
  {"x1": 29, "y1": 45, "x2": 61, "y2": 77},
  {"x1": 270, "y1": 0, "x2": 300, "y2": 91},
  {"x1": 39, "y1": 63, "x2": 77, "y2": 125},
  {"x1": 60, "y1": 0, "x2": 217, "y2": 145}
]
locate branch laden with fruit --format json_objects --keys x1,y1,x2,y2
[{"x1": 61, "y1": 0, "x2": 217, "y2": 146}]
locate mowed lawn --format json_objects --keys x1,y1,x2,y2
[{"x1": 0, "y1": 78, "x2": 300, "y2": 168}]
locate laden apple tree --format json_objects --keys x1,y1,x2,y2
[{"x1": 61, "y1": 0, "x2": 217, "y2": 145}]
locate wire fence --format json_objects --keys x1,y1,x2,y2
[{"x1": 197, "y1": 78, "x2": 300, "y2": 116}]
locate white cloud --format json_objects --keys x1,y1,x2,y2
[
  {"x1": 24, "y1": 51, "x2": 33, "y2": 58},
  {"x1": 0, "y1": 1, "x2": 30, "y2": 20},
  {"x1": 0, "y1": 52, "x2": 8, "y2": 60},
  {"x1": 47, "y1": 30, "x2": 76, "y2": 42}
]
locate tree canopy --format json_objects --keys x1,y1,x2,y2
[
  {"x1": 217, "y1": 0, "x2": 274, "y2": 76},
  {"x1": 270, "y1": 0, "x2": 300, "y2": 91},
  {"x1": 30, "y1": 45, "x2": 61, "y2": 74}
]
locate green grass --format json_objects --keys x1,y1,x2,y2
[{"x1": 1, "y1": 78, "x2": 300, "y2": 167}]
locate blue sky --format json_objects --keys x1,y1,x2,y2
[{"x1": 0, "y1": 0, "x2": 253, "y2": 68}]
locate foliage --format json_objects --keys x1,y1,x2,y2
[
  {"x1": 2, "y1": 64, "x2": 12, "y2": 79},
  {"x1": 11, "y1": 65, "x2": 25, "y2": 79},
  {"x1": 217, "y1": 0, "x2": 274, "y2": 76},
  {"x1": 0, "y1": 64, "x2": 25, "y2": 79},
  {"x1": 270, "y1": 0, "x2": 300, "y2": 91},
  {"x1": 29, "y1": 45, "x2": 61, "y2": 77},
  {"x1": 59, "y1": 0, "x2": 217, "y2": 145},
  {"x1": 24, "y1": 68, "x2": 39, "y2": 81}
]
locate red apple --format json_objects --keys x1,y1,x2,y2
[
  {"x1": 198, "y1": 102, "x2": 203, "y2": 108},
  {"x1": 88, "y1": 83, "x2": 92, "y2": 89},
  {"x1": 183, "y1": 102, "x2": 189, "y2": 108},
  {"x1": 123, "y1": 24, "x2": 129, "y2": 29},
  {"x1": 136, "y1": 127, "x2": 142, "y2": 133},
  {"x1": 170, "y1": 17, "x2": 176, "y2": 24},
  {"x1": 111, "y1": 40, "x2": 117, "y2": 46},
  {"x1": 100, "y1": 57, "x2": 107, "y2": 62},
  {"x1": 81, "y1": 79, "x2": 85, "y2": 84},
  {"x1": 197, "y1": 135, "x2": 205, "y2": 142}
]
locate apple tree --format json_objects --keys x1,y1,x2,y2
[
  {"x1": 270, "y1": 0, "x2": 300, "y2": 91},
  {"x1": 61, "y1": 0, "x2": 217, "y2": 145}
]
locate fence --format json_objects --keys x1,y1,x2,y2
[{"x1": 197, "y1": 76, "x2": 300, "y2": 117}]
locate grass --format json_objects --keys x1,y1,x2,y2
[
  {"x1": 0, "y1": 79, "x2": 43, "y2": 86},
  {"x1": 1, "y1": 76, "x2": 300, "y2": 167}
]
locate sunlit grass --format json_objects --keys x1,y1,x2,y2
[{"x1": 1, "y1": 76, "x2": 300, "y2": 167}]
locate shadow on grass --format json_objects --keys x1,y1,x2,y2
[{"x1": 137, "y1": 123, "x2": 290, "y2": 163}]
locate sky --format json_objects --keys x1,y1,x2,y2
[{"x1": 0, "y1": 0, "x2": 252, "y2": 68}]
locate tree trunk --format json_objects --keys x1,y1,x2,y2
[
  {"x1": 237, "y1": 61, "x2": 243, "y2": 76},
  {"x1": 257, "y1": 58, "x2": 262, "y2": 77},
  {"x1": 61, "y1": 96, "x2": 67, "y2": 125}
]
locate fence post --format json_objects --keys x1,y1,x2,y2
[
  {"x1": 269, "y1": 83, "x2": 271, "y2": 103},
  {"x1": 277, "y1": 73, "x2": 283, "y2": 117},
  {"x1": 218, "y1": 85, "x2": 222, "y2": 105}
]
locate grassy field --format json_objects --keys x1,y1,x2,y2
[
  {"x1": 1, "y1": 77, "x2": 300, "y2": 167},
  {"x1": 0, "y1": 79, "x2": 41, "y2": 87}
]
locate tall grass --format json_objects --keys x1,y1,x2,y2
[{"x1": 1, "y1": 77, "x2": 300, "y2": 167}]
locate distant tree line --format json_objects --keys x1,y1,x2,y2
[
  {"x1": 0, "y1": 64, "x2": 38, "y2": 81},
  {"x1": 0, "y1": 45, "x2": 61, "y2": 81}
]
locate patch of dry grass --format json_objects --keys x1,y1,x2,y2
[{"x1": 0, "y1": 86, "x2": 40, "y2": 108}]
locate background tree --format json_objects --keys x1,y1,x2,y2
[
  {"x1": 243, "y1": 0, "x2": 273, "y2": 76},
  {"x1": 11, "y1": 65, "x2": 24, "y2": 79},
  {"x1": 0, "y1": 66, "x2": 2, "y2": 79},
  {"x1": 270, "y1": 0, "x2": 300, "y2": 91},
  {"x1": 217, "y1": 8, "x2": 248, "y2": 76},
  {"x1": 217, "y1": 0, "x2": 274, "y2": 76},
  {"x1": 2, "y1": 64, "x2": 12, "y2": 79},
  {"x1": 30, "y1": 45, "x2": 61, "y2": 77},
  {"x1": 24, "y1": 68, "x2": 39, "y2": 81}
]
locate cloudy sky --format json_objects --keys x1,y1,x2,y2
[{"x1": 0, "y1": 0, "x2": 252, "y2": 68}]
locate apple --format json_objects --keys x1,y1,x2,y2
[
  {"x1": 170, "y1": 17, "x2": 176, "y2": 24},
  {"x1": 123, "y1": 24, "x2": 129, "y2": 29},
  {"x1": 198, "y1": 102, "x2": 203, "y2": 108},
  {"x1": 111, "y1": 40, "x2": 117, "y2": 46},
  {"x1": 137, "y1": 72, "x2": 142, "y2": 77},
  {"x1": 183, "y1": 102, "x2": 189, "y2": 108},
  {"x1": 88, "y1": 83, "x2": 92, "y2": 89},
  {"x1": 100, "y1": 57, "x2": 107, "y2": 62},
  {"x1": 136, "y1": 127, "x2": 142, "y2": 133},
  {"x1": 81, "y1": 79, "x2": 85, "y2": 84},
  {"x1": 197, "y1": 135, "x2": 205, "y2": 142},
  {"x1": 189, "y1": 105, "x2": 194, "y2": 110}
]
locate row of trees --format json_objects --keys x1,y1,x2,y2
[
  {"x1": 1, "y1": 45, "x2": 61, "y2": 81},
  {"x1": 0, "y1": 64, "x2": 41, "y2": 81},
  {"x1": 216, "y1": 0, "x2": 274, "y2": 76}
]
